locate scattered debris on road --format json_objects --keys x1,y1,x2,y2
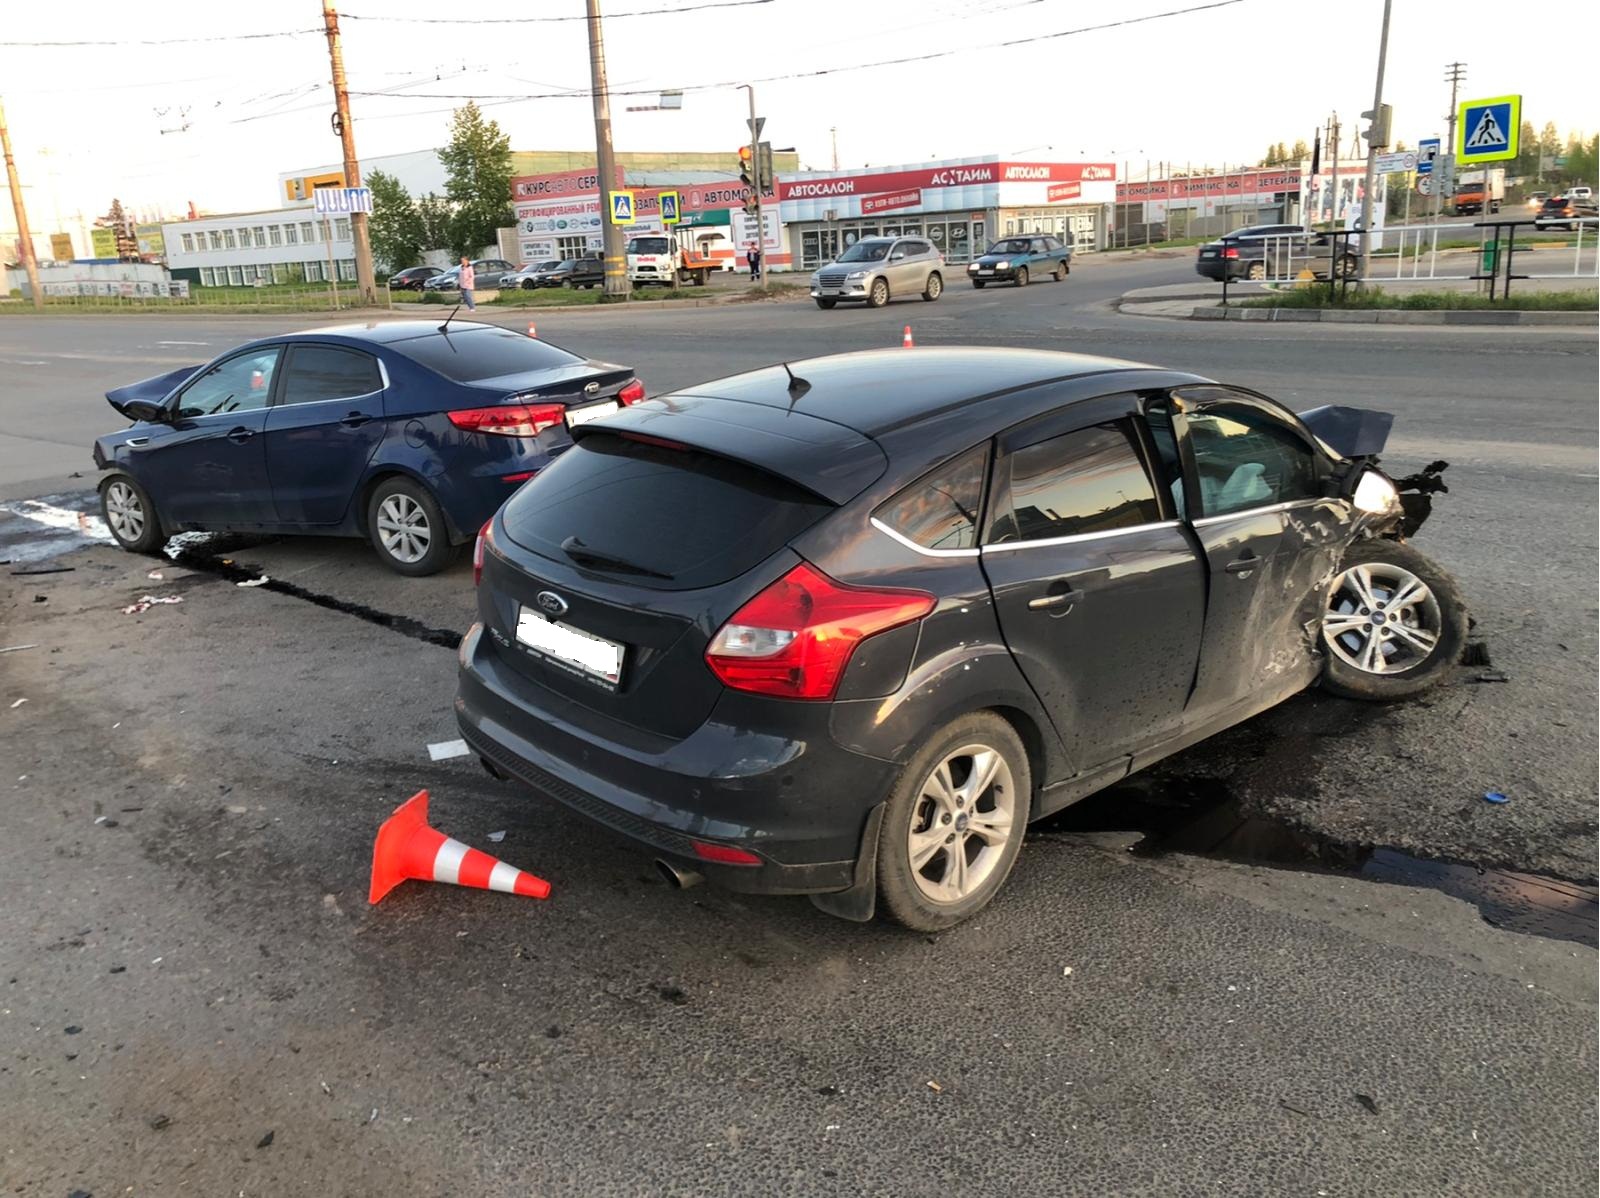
[
  {"x1": 256, "y1": 1130, "x2": 275, "y2": 1149},
  {"x1": 926, "y1": 1080, "x2": 943, "y2": 1094},
  {"x1": 427, "y1": 738, "x2": 470, "y2": 762},
  {"x1": 121, "y1": 594, "x2": 183, "y2": 615},
  {"x1": 9, "y1": 698, "x2": 26, "y2": 708},
  {"x1": 0, "y1": 644, "x2": 37, "y2": 654},
  {"x1": 237, "y1": 576, "x2": 270, "y2": 588},
  {"x1": 10, "y1": 565, "x2": 74, "y2": 576},
  {"x1": 488, "y1": 830, "x2": 506, "y2": 842},
  {"x1": 147, "y1": 1114, "x2": 171, "y2": 1131},
  {"x1": 1484, "y1": 792, "x2": 1511, "y2": 804},
  {"x1": 1472, "y1": 670, "x2": 1511, "y2": 684},
  {"x1": 1355, "y1": 1093, "x2": 1380, "y2": 1116}
]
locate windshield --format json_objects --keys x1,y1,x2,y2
[
  {"x1": 988, "y1": 239, "x2": 1033, "y2": 255},
  {"x1": 837, "y1": 239, "x2": 892, "y2": 263},
  {"x1": 628, "y1": 237, "x2": 671, "y2": 254}
]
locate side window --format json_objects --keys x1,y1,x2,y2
[
  {"x1": 1142, "y1": 400, "x2": 1186, "y2": 518},
  {"x1": 1182, "y1": 399, "x2": 1321, "y2": 517},
  {"x1": 173, "y1": 348, "x2": 282, "y2": 418},
  {"x1": 1030, "y1": 238, "x2": 1048, "y2": 254},
  {"x1": 875, "y1": 444, "x2": 987, "y2": 552},
  {"x1": 279, "y1": 346, "x2": 383, "y2": 406},
  {"x1": 993, "y1": 422, "x2": 1162, "y2": 543}
]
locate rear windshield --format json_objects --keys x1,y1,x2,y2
[
  {"x1": 500, "y1": 432, "x2": 831, "y2": 590},
  {"x1": 392, "y1": 326, "x2": 582, "y2": 382}
]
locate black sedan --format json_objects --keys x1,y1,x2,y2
[
  {"x1": 1196, "y1": 224, "x2": 1357, "y2": 282},
  {"x1": 544, "y1": 257, "x2": 605, "y2": 289},
  {"x1": 458, "y1": 348, "x2": 1465, "y2": 929},
  {"x1": 388, "y1": 266, "x2": 437, "y2": 291}
]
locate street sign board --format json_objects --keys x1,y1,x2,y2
[
  {"x1": 1374, "y1": 151, "x2": 1417, "y2": 174},
  {"x1": 747, "y1": 115, "x2": 766, "y2": 140},
  {"x1": 1416, "y1": 138, "x2": 1440, "y2": 175},
  {"x1": 659, "y1": 190, "x2": 681, "y2": 225},
  {"x1": 313, "y1": 186, "x2": 373, "y2": 215},
  {"x1": 1417, "y1": 176, "x2": 1432, "y2": 196},
  {"x1": 1456, "y1": 95, "x2": 1521, "y2": 164},
  {"x1": 1435, "y1": 153, "x2": 1457, "y2": 197},
  {"x1": 608, "y1": 190, "x2": 636, "y2": 225}
]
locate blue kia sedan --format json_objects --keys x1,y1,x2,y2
[{"x1": 92, "y1": 321, "x2": 643, "y2": 574}]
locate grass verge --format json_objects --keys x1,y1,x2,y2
[{"x1": 1236, "y1": 284, "x2": 1597, "y2": 311}]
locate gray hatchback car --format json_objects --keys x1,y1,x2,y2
[{"x1": 811, "y1": 236, "x2": 944, "y2": 309}]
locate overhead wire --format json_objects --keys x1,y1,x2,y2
[{"x1": 341, "y1": 0, "x2": 772, "y2": 22}]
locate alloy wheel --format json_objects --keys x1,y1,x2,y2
[
  {"x1": 1323, "y1": 561, "x2": 1441, "y2": 675},
  {"x1": 376, "y1": 493, "x2": 432, "y2": 564},
  {"x1": 906, "y1": 743, "x2": 1017, "y2": 904},
  {"x1": 104, "y1": 481, "x2": 145, "y2": 543}
]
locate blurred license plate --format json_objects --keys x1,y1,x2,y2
[
  {"x1": 566, "y1": 400, "x2": 618, "y2": 427},
  {"x1": 516, "y1": 608, "x2": 624, "y2": 688},
  {"x1": 1200, "y1": 249, "x2": 1217, "y2": 258}
]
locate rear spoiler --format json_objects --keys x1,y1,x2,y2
[
  {"x1": 1297, "y1": 404, "x2": 1393, "y2": 459},
  {"x1": 105, "y1": 365, "x2": 203, "y2": 418}
]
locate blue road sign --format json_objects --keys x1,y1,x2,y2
[
  {"x1": 659, "y1": 191, "x2": 681, "y2": 225},
  {"x1": 1416, "y1": 138, "x2": 1440, "y2": 175},
  {"x1": 607, "y1": 190, "x2": 636, "y2": 225},
  {"x1": 1456, "y1": 95, "x2": 1520, "y2": 164}
]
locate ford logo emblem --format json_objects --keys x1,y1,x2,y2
[
  {"x1": 535, "y1": 590, "x2": 568, "y2": 616},
  {"x1": 583, "y1": 381, "x2": 601, "y2": 396}
]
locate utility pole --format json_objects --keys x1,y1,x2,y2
[
  {"x1": 830, "y1": 127, "x2": 839, "y2": 172},
  {"x1": 739, "y1": 83, "x2": 766, "y2": 293},
  {"x1": 1356, "y1": 0, "x2": 1393, "y2": 282},
  {"x1": 585, "y1": 0, "x2": 629, "y2": 301},
  {"x1": 321, "y1": 0, "x2": 376, "y2": 305},
  {"x1": 1330, "y1": 113, "x2": 1341, "y2": 232},
  {"x1": 1437, "y1": 61, "x2": 1467, "y2": 224},
  {"x1": 0, "y1": 99, "x2": 44, "y2": 311}
]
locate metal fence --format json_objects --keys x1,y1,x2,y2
[{"x1": 23, "y1": 283, "x2": 395, "y2": 312}]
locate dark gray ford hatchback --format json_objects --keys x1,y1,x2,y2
[{"x1": 456, "y1": 348, "x2": 1464, "y2": 930}]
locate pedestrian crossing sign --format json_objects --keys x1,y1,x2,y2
[
  {"x1": 1456, "y1": 94, "x2": 1520, "y2": 164},
  {"x1": 608, "y1": 190, "x2": 636, "y2": 225},
  {"x1": 659, "y1": 191, "x2": 681, "y2": 225}
]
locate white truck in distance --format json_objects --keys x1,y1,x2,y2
[{"x1": 624, "y1": 233, "x2": 718, "y2": 287}]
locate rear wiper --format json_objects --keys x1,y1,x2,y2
[{"x1": 560, "y1": 535, "x2": 674, "y2": 580}]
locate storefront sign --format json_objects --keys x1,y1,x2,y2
[
  {"x1": 1117, "y1": 169, "x2": 1302, "y2": 202},
  {"x1": 1046, "y1": 182, "x2": 1082, "y2": 203},
  {"x1": 778, "y1": 161, "x2": 1116, "y2": 202},
  {"x1": 861, "y1": 188, "x2": 922, "y2": 215}
]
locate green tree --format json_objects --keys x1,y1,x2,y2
[
  {"x1": 365, "y1": 170, "x2": 426, "y2": 273},
  {"x1": 439, "y1": 102, "x2": 513, "y2": 257},
  {"x1": 1563, "y1": 132, "x2": 1598, "y2": 186},
  {"x1": 1290, "y1": 138, "x2": 1310, "y2": 162},
  {"x1": 1513, "y1": 121, "x2": 1540, "y2": 178},
  {"x1": 416, "y1": 193, "x2": 454, "y2": 253}
]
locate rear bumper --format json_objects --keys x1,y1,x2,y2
[
  {"x1": 455, "y1": 623, "x2": 892, "y2": 894},
  {"x1": 1195, "y1": 258, "x2": 1242, "y2": 280}
]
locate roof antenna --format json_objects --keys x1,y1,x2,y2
[
  {"x1": 438, "y1": 304, "x2": 461, "y2": 333},
  {"x1": 782, "y1": 361, "x2": 810, "y2": 404}
]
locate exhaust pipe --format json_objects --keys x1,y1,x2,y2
[{"x1": 655, "y1": 858, "x2": 704, "y2": 890}]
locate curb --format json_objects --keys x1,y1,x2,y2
[{"x1": 1190, "y1": 306, "x2": 1596, "y2": 326}]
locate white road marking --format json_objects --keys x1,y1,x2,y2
[
  {"x1": 156, "y1": 340, "x2": 211, "y2": 346},
  {"x1": 427, "y1": 738, "x2": 470, "y2": 762}
]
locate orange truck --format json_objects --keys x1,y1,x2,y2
[
  {"x1": 1453, "y1": 168, "x2": 1505, "y2": 216},
  {"x1": 625, "y1": 233, "x2": 719, "y2": 286}
]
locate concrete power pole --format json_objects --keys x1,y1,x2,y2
[
  {"x1": 585, "y1": 0, "x2": 629, "y2": 301},
  {"x1": 742, "y1": 84, "x2": 766, "y2": 294},
  {"x1": 1356, "y1": 0, "x2": 1393, "y2": 282},
  {"x1": 321, "y1": 0, "x2": 376, "y2": 305},
  {"x1": 1439, "y1": 61, "x2": 1467, "y2": 223},
  {"x1": 0, "y1": 98, "x2": 44, "y2": 311}
]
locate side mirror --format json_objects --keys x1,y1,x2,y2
[{"x1": 122, "y1": 399, "x2": 170, "y2": 424}]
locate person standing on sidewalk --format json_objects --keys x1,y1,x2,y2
[
  {"x1": 747, "y1": 242, "x2": 762, "y2": 281},
  {"x1": 458, "y1": 256, "x2": 477, "y2": 311}
]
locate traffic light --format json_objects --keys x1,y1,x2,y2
[
  {"x1": 757, "y1": 141, "x2": 774, "y2": 193},
  {"x1": 739, "y1": 145, "x2": 759, "y2": 214},
  {"x1": 1362, "y1": 103, "x2": 1393, "y2": 149}
]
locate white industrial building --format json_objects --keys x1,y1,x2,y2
[{"x1": 160, "y1": 207, "x2": 358, "y2": 287}]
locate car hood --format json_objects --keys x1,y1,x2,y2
[
  {"x1": 105, "y1": 364, "x2": 203, "y2": 418},
  {"x1": 973, "y1": 251, "x2": 1028, "y2": 264}
]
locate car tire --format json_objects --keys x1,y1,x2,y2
[
  {"x1": 876, "y1": 712, "x2": 1033, "y2": 932},
  {"x1": 921, "y1": 272, "x2": 943, "y2": 301},
  {"x1": 366, "y1": 477, "x2": 454, "y2": 577},
  {"x1": 1015, "y1": 266, "x2": 1029, "y2": 287},
  {"x1": 99, "y1": 474, "x2": 163, "y2": 555},
  {"x1": 1246, "y1": 261, "x2": 1266, "y2": 281},
  {"x1": 815, "y1": 298, "x2": 837, "y2": 309},
  {"x1": 972, "y1": 280, "x2": 986, "y2": 289},
  {"x1": 1053, "y1": 260, "x2": 1067, "y2": 281},
  {"x1": 522, "y1": 279, "x2": 536, "y2": 290},
  {"x1": 1319, "y1": 539, "x2": 1467, "y2": 702},
  {"x1": 867, "y1": 277, "x2": 889, "y2": 308}
]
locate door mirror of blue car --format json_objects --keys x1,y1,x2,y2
[{"x1": 121, "y1": 399, "x2": 171, "y2": 424}]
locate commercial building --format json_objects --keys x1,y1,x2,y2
[
  {"x1": 1114, "y1": 160, "x2": 1385, "y2": 238},
  {"x1": 160, "y1": 207, "x2": 358, "y2": 287}
]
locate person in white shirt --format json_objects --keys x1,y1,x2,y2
[{"x1": 458, "y1": 257, "x2": 476, "y2": 310}]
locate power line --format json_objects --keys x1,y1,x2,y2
[
  {"x1": 8, "y1": 28, "x2": 322, "y2": 47},
  {"x1": 342, "y1": 0, "x2": 771, "y2": 22}
]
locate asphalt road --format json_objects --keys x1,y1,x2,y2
[{"x1": 2, "y1": 252, "x2": 1596, "y2": 1196}]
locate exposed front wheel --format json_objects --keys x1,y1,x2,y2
[
  {"x1": 867, "y1": 277, "x2": 889, "y2": 308},
  {"x1": 100, "y1": 475, "x2": 163, "y2": 555},
  {"x1": 1015, "y1": 267, "x2": 1029, "y2": 287},
  {"x1": 1320, "y1": 539, "x2": 1467, "y2": 701},
  {"x1": 922, "y1": 272, "x2": 943, "y2": 301},
  {"x1": 972, "y1": 279, "x2": 986, "y2": 289},
  {"x1": 876, "y1": 713, "x2": 1032, "y2": 932},
  {"x1": 367, "y1": 477, "x2": 454, "y2": 577},
  {"x1": 815, "y1": 298, "x2": 837, "y2": 309}
]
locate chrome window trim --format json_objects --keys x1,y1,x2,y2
[
  {"x1": 869, "y1": 516, "x2": 981, "y2": 559},
  {"x1": 981, "y1": 519, "x2": 1182, "y2": 554},
  {"x1": 1190, "y1": 497, "x2": 1327, "y2": 527}
]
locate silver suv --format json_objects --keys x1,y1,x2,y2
[{"x1": 811, "y1": 236, "x2": 944, "y2": 309}]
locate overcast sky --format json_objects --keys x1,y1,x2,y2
[{"x1": 3, "y1": 0, "x2": 1597, "y2": 229}]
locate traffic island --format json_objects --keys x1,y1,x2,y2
[{"x1": 1119, "y1": 281, "x2": 1597, "y2": 326}]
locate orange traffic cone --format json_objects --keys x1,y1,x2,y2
[
  {"x1": 526, "y1": 322, "x2": 538, "y2": 339},
  {"x1": 368, "y1": 790, "x2": 550, "y2": 905},
  {"x1": 902, "y1": 325, "x2": 914, "y2": 348}
]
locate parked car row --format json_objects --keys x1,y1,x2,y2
[
  {"x1": 93, "y1": 326, "x2": 1465, "y2": 931},
  {"x1": 389, "y1": 256, "x2": 606, "y2": 294},
  {"x1": 807, "y1": 233, "x2": 1074, "y2": 309}
]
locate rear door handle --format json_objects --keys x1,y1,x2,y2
[
  {"x1": 226, "y1": 427, "x2": 255, "y2": 443},
  {"x1": 339, "y1": 412, "x2": 373, "y2": 428},
  {"x1": 1224, "y1": 551, "x2": 1260, "y2": 575},
  {"x1": 1027, "y1": 582, "x2": 1077, "y2": 614}
]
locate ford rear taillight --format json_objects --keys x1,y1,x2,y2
[
  {"x1": 1222, "y1": 246, "x2": 1240, "y2": 259},
  {"x1": 705, "y1": 563, "x2": 934, "y2": 700},
  {"x1": 448, "y1": 403, "x2": 565, "y2": 437},
  {"x1": 618, "y1": 378, "x2": 646, "y2": 406},
  {"x1": 473, "y1": 517, "x2": 493, "y2": 586}
]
